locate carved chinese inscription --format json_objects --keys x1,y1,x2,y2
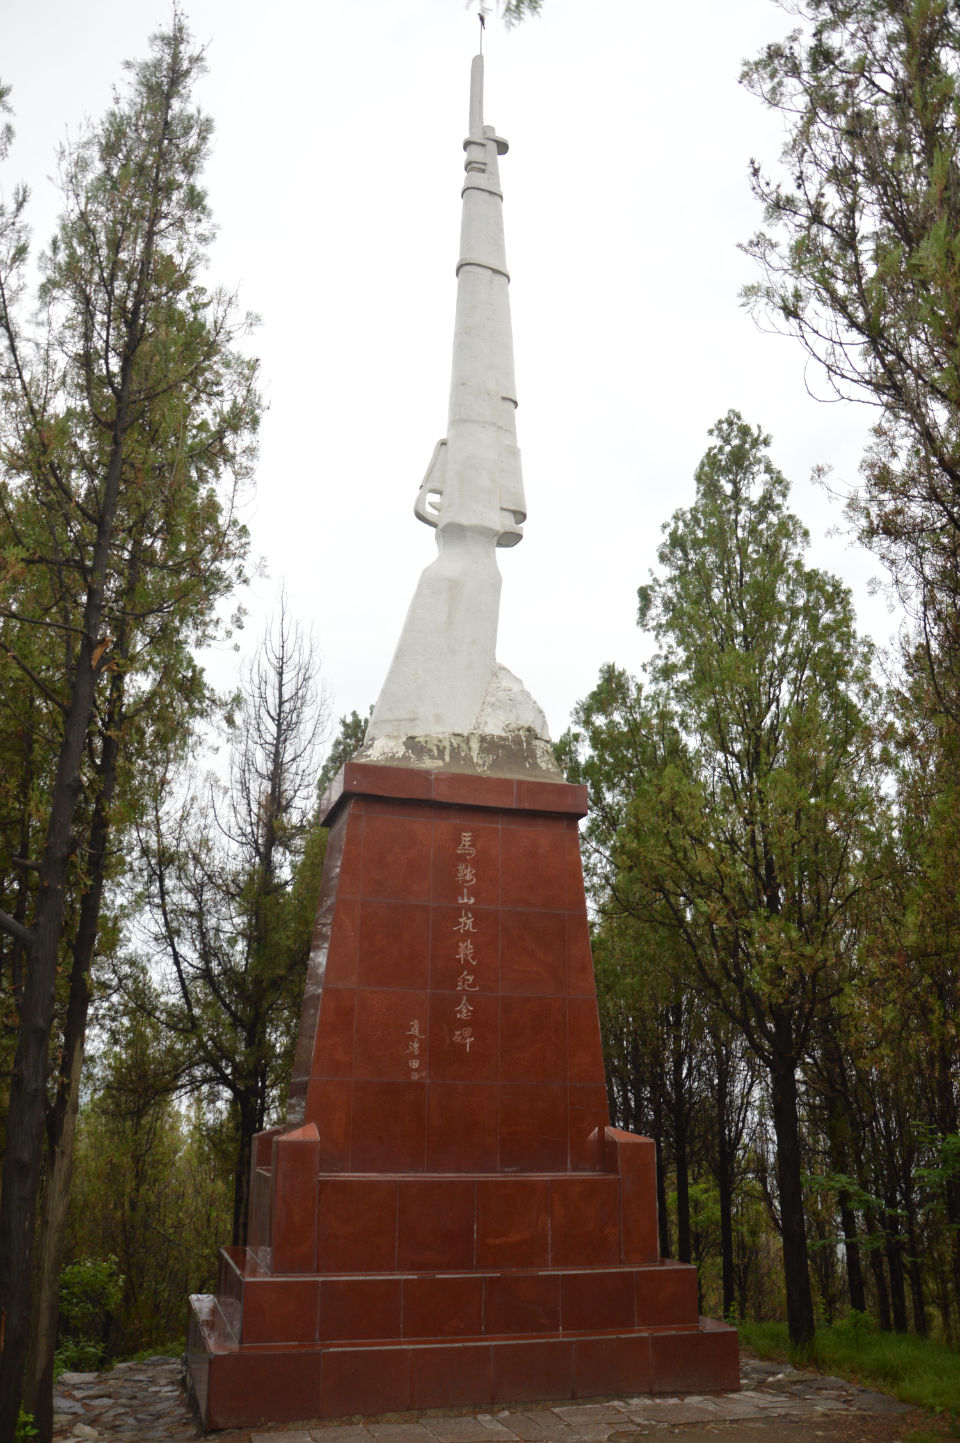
[
  {"x1": 406, "y1": 1018, "x2": 424, "y2": 1079},
  {"x1": 453, "y1": 832, "x2": 482, "y2": 1053}
]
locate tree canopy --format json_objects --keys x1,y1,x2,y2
[
  {"x1": 742, "y1": 0, "x2": 960, "y2": 711},
  {"x1": 564, "y1": 413, "x2": 879, "y2": 1345}
]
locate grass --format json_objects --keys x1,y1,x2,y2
[
  {"x1": 119, "y1": 1338, "x2": 185, "y2": 1364},
  {"x1": 738, "y1": 1315, "x2": 960, "y2": 1424},
  {"x1": 54, "y1": 1337, "x2": 186, "y2": 1379}
]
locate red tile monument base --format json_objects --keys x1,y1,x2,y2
[{"x1": 186, "y1": 764, "x2": 737, "y2": 1428}]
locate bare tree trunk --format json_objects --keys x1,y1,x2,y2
[
  {"x1": 670, "y1": 1006, "x2": 692, "y2": 1265},
  {"x1": 0, "y1": 407, "x2": 129, "y2": 1437},
  {"x1": 711, "y1": 1032, "x2": 737, "y2": 1321},
  {"x1": 905, "y1": 1208, "x2": 927, "y2": 1337},
  {"x1": 24, "y1": 1053, "x2": 82, "y2": 1443},
  {"x1": 717, "y1": 1129, "x2": 736, "y2": 1321},
  {"x1": 674, "y1": 1129, "x2": 691, "y2": 1264},
  {"x1": 942, "y1": 1165, "x2": 960, "y2": 1331},
  {"x1": 946, "y1": 1181, "x2": 960, "y2": 1337},
  {"x1": 0, "y1": 665, "x2": 98, "y2": 1440},
  {"x1": 769, "y1": 1010, "x2": 814, "y2": 1347},
  {"x1": 838, "y1": 1188, "x2": 866, "y2": 1314},
  {"x1": 884, "y1": 1215, "x2": 909, "y2": 1333},
  {"x1": 865, "y1": 1211, "x2": 892, "y2": 1331},
  {"x1": 25, "y1": 714, "x2": 121, "y2": 1442},
  {"x1": 935, "y1": 1259, "x2": 953, "y2": 1345},
  {"x1": 7, "y1": 698, "x2": 38, "y2": 1012},
  {"x1": 654, "y1": 1135, "x2": 671, "y2": 1260},
  {"x1": 232, "y1": 1094, "x2": 259, "y2": 1248}
]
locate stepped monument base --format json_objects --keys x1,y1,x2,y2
[{"x1": 185, "y1": 763, "x2": 738, "y2": 1428}]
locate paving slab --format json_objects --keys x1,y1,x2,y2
[
  {"x1": 854, "y1": 1391, "x2": 913, "y2": 1415},
  {"x1": 51, "y1": 1350, "x2": 935, "y2": 1443},
  {"x1": 368, "y1": 1427, "x2": 440, "y2": 1443},
  {"x1": 306, "y1": 1429, "x2": 376, "y2": 1442},
  {"x1": 422, "y1": 1418, "x2": 518, "y2": 1441},
  {"x1": 701, "y1": 1397, "x2": 784, "y2": 1420},
  {"x1": 630, "y1": 1401, "x2": 730, "y2": 1425},
  {"x1": 493, "y1": 1410, "x2": 578, "y2": 1438},
  {"x1": 251, "y1": 1434, "x2": 317, "y2": 1443}
]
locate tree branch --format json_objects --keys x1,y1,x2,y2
[{"x1": 0, "y1": 909, "x2": 33, "y2": 950}]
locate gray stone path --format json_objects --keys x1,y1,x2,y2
[{"x1": 52, "y1": 1354, "x2": 915, "y2": 1443}]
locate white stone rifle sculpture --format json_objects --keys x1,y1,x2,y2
[{"x1": 359, "y1": 55, "x2": 558, "y2": 779}]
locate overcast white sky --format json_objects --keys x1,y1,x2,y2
[{"x1": 4, "y1": 0, "x2": 896, "y2": 748}]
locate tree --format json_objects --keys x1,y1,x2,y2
[
  {"x1": 742, "y1": 0, "x2": 960, "y2": 1336},
  {"x1": 317, "y1": 707, "x2": 369, "y2": 797},
  {"x1": 591, "y1": 911, "x2": 709, "y2": 1265},
  {"x1": 564, "y1": 413, "x2": 879, "y2": 1346},
  {"x1": 133, "y1": 605, "x2": 327, "y2": 1246},
  {"x1": 700, "y1": 1011, "x2": 760, "y2": 1321},
  {"x1": 63, "y1": 989, "x2": 232, "y2": 1362},
  {"x1": 0, "y1": 20, "x2": 259, "y2": 1436},
  {"x1": 741, "y1": 0, "x2": 960, "y2": 712},
  {"x1": 852, "y1": 677, "x2": 960, "y2": 1334}
]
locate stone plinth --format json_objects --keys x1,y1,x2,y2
[{"x1": 186, "y1": 764, "x2": 737, "y2": 1429}]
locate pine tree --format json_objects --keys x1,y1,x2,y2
[{"x1": 0, "y1": 20, "x2": 259, "y2": 1435}]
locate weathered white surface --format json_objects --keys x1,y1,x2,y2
[
  {"x1": 363, "y1": 54, "x2": 557, "y2": 777},
  {"x1": 413, "y1": 53, "x2": 525, "y2": 549}
]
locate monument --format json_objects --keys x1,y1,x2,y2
[{"x1": 185, "y1": 49, "x2": 738, "y2": 1430}]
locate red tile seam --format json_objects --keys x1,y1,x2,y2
[
  {"x1": 546, "y1": 1177, "x2": 553, "y2": 1267},
  {"x1": 473, "y1": 1177, "x2": 478, "y2": 1267},
  {"x1": 618, "y1": 1174, "x2": 626, "y2": 1266},
  {"x1": 393, "y1": 1176, "x2": 400, "y2": 1271}
]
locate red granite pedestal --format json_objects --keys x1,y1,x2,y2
[{"x1": 186, "y1": 763, "x2": 737, "y2": 1428}]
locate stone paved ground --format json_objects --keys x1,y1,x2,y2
[{"x1": 52, "y1": 1354, "x2": 941, "y2": 1443}]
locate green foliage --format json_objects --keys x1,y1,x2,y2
[
  {"x1": 0, "y1": 6, "x2": 260, "y2": 988},
  {"x1": 0, "y1": 18, "x2": 262, "y2": 1430},
  {"x1": 817, "y1": 1329, "x2": 960, "y2": 1414},
  {"x1": 737, "y1": 1318, "x2": 791, "y2": 1358},
  {"x1": 54, "y1": 1256, "x2": 123, "y2": 1375},
  {"x1": 59, "y1": 1257, "x2": 124, "y2": 1332},
  {"x1": 838, "y1": 1308, "x2": 877, "y2": 1348},
  {"x1": 121, "y1": 1341, "x2": 185, "y2": 1364},
  {"x1": 570, "y1": 413, "x2": 877, "y2": 1060},
  {"x1": 0, "y1": 16, "x2": 258, "y2": 737},
  {"x1": 742, "y1": 1317, "x2": 960, "y2": 1415},
  {"x1": 477, "y1": 0, "x2": 544, "y2": 27},
  {"x1": 317, "y1": 708, "x2": 369, "y2": 799},
  {"x1": 916, "y1": 1135, "x2": 960, "y2": 1195},
  {"x1": 65, "y1": 1078, "x2": 231, "y2": 1358},
  {"x1": 498, "y1": 0, "x2": 543, "y2": 23},
  {"x1": 0, "y1": 80, "x2": 12, "y2": 164},
  {"x1": 805, "y1": 1172, "x2": 883, "y2": 1216},
  {"x1": 567, "y1": 412, "x2": 880, "y2": 1346},
  {"x1": 15, "y1": 1408, "x2": 37, "y2": 1443},
  {"x1": 742, "y1": 0, "x2": 960, "y2": 713}
]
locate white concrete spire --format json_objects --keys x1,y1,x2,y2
[
  {"x1": 359, "y1": 54, "x2": 557, "y2": 779},
  {"x1": 414, "y1": 54, "x2": 526, "y2": 550}
]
